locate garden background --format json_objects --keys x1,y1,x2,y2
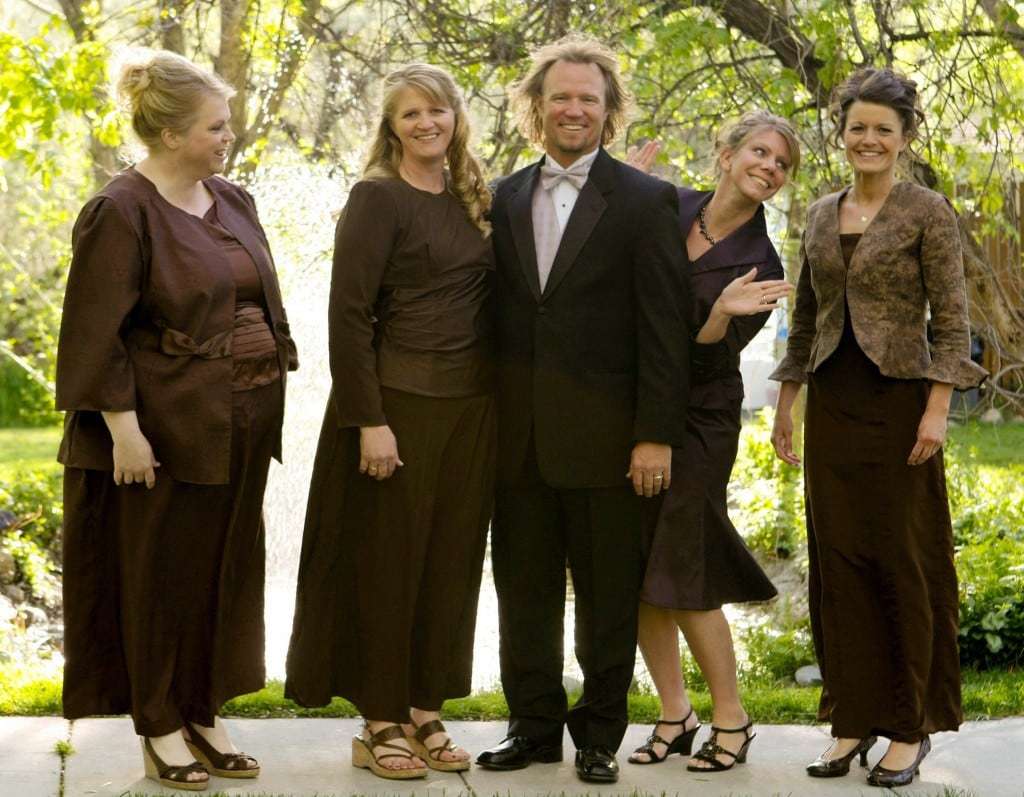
[{"x1": 1, "y1": 0, "x2": 1022, "y2": 720}]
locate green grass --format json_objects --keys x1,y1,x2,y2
[
  {"x1": 947, "y1": 419, "x2": 1024, "y2": 469},
  {"x1": 0, "y1": 426, "x2": 61, "y2": 479},
  {"x1": 2, "y1": 671, "x2": 1020, "y2": 722}
]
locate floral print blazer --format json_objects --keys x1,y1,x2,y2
[{"x1": 771, "y1": 181, "x2": 986, "y2": 390}]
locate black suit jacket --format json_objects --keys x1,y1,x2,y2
[{"x1": 492, "y1": 148, "x2": 691, "y2": 489}]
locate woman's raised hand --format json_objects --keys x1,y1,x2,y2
[
  {"x1": 625, "y1": 140, "x2": 661, "y2": 174},
  {"x1": 359, "y1": 425, "x2": 404, "y2": 480},
  {"x1": 715, "y1": 267, "x2": 793, "y2": 317}
]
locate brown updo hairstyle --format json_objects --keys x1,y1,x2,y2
[
  {"x1": 714, "y1": 109, "x2": 801, "y2": 176},
  {"x1": 829, "y1": 67, "x2": 925, "y2": 153},
  {"x1": 115, "y1": 49, "x2": 235, "y2": 149}
]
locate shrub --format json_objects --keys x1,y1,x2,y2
[
  {"x1": 738, "y1": 613, "x2": 817, "y2": 686},
  {"x1": 0, "y1": 467, "x2": 63, "y2": 554},
  {"x1": 957, "y1": 535, "x2": 1024, "y2": 670},
  {"x1": 732, "y1": 408, "x2": 806, "y2": 558}
]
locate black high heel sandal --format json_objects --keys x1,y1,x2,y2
[
  {"x1": 627, "y1": 707, "x2": 700, "y2": 765},
  {"x1": 806, "y1": 736, "x2": 877, "y2": 778},
  {"x1": 686, "y1": 720, "x2": 755, "y2": 772},
  {"x1": 867, "y1": 736, "x2": 930, "y2": 788}
]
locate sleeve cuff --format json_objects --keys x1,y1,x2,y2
[{"x1": 924, "y1": 357, "x2": 988, "y2": 390}]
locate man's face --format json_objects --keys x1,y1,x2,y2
[{"x1": 539, "y1": 60, "x2": 608, "y2": 168}]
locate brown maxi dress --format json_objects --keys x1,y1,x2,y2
[
  {"x1": 60, "y1": 187, "x2": 289, "y2": 737},
  {"x1": 641, "y1": 188, "x2": 777, "y2": 609},
  {"x1": 803, "y1": 234, "x2": 961, "y2": 742},
  {"x1": 286, "y1": 177, "x2": 496, "y2": 720}
]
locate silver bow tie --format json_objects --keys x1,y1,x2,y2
[{"x1": 540, "y1": 162, "x2": 589, "y2": 191}]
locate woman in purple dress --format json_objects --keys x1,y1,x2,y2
[{"x1": 626, "y1": 111, "x2": 799, "y2": 772}]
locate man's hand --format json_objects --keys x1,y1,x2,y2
[{"x1": 627, "y1": 441, "x2": 672, "y2": 497}]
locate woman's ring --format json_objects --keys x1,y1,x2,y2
[
  {"x1": 654, "y1": 474, "x2": 664, "y2": 480},
  {"x1": 759, "y1": 294, "x2": 768, "y2": 305}
]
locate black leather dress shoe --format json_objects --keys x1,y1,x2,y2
[
  {"x1": 475, "y1": 736, "x2": 563, "y2": 771},
  {"x1": 575, "y1": 746, "x2": 619, "y2": 783}
]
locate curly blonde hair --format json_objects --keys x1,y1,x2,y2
[
  {"x1": 115, "y1": 48, "x2": 234, "y2": 149},
  {"x1": 511, "y1": 34, "x2": 632, "y2": 147},
  {"x1": 363, "y1": 64, "x2": 491, "y2": 236}
]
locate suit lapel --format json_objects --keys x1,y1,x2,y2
[
  {"x1": 509, "y1": 163, "x2": 543, "y2": 302},
  {"x1": 541, "y1": 148, "x2": 612, "y2": 299}
]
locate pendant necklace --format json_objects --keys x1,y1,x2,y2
[{"x1": 698, "y1": 203, "x2": 717, "y2": 245}]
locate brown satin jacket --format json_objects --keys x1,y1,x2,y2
[
  {"x1": 55, "y1": 168, "x2": 298, "y2": 485},
  {"x1": 771, "y1": 181, "x2": 986, "y2": 390}
]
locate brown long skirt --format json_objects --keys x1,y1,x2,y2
[
  {"x1": 640, "y1": 400, "x2": 777, "y2": 610},
  {"x1": 805, "y1": 332, "x2": 962, "y2": 742},
  {"x1": 61, "y1": 380, "x2": 281, "y2": 736},
  {"x1": 285, "y1": 387, "x2": 496, "y2": 721}
]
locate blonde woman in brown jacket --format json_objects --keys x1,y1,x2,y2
[{"x1": 770, "y1": 68, "x2": 985, "y2": 788}]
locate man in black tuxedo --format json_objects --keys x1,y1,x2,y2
[{"x1": 475, "y1": 35, "x2": 691, "y2": 783}]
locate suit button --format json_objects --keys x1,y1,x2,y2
[{"x1": 537, "y1": 307, "x2": 547, "y2": 315}]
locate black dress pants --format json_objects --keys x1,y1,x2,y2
[{"x1": 492, "y1": 441, "x2": 646, "y2": 751}]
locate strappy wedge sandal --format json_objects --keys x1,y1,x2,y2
[
  {"x1": 352, "y1": 723, "x2": 429, "y2": 780},
  {"x1": 183, "y1": 720, "x2": 260, "y2": 779},
  {"x1": 628, "y1": 707, "x2": 701, "y2": 764},
  {"x1": 686, "y1": 720, "x2": 756, "y2": 772},
  {"x1": 141, "y1": 737, "x2": 209, "y2": 791},
  {"x1": 406, "y1": 718, "x2": 471, "y2": 772}
]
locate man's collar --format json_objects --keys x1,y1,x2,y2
[{"x1": 542, "y1": 147, "x2": 600, "y2": 174}]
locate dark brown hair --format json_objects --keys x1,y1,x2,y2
[{"x1": 829, "y1": 67, "x2": 925, "y2": 148}]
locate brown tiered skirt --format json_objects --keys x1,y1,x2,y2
[{"x1": 804, "y1": 327, "x2": 962, "y2": 742}]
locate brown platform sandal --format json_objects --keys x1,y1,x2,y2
[
  {"x1": 686, "y1": 720, "x2": 756, "y2": 772},
  {"x1": 352, "y1": 723, "x2": 429, "y2": 780},
  {"x1": 407, "y1": 718, "x2": 471, "y2": 772},
  {"x1": 183, "y1": 720, "x2": 260, "y2": 779},
  {"x1": 141, "y1": 737, "x2": 209, "y2": 791}
]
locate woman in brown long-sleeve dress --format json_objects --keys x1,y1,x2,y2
[
  {"x1": 285, "y1": 64, "x2": 495, "y2": 780},
  {"x1": 624, "y1": 112, "x2": 797, "y2": 773},
  {"x1": 770, "y1": 68, "x2": 986, "y2": 788},
  {"x1": 57, "y1": 50, "x2": 297, "y2": 791}
]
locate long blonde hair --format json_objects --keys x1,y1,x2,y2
[
  {"x1": 115, "y1": 48, "x2": 234, "y2": 149},
  {"x1": 364, "y1": 64, "x2": 491, "y2": 236}
]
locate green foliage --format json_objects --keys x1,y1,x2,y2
[
  {"x1": 0, "y1": 465, "x2": 63, "y2": 607},
  {"x1": 739, "y1": 616, "x2": 817, "y2": 687},
  {"x1": 957, "y1": 536, "x2": 1024, "y2": 670},
  {"x1": 0, "y1": 361, "x2": 58, "y2": 428},
  {"x1": 732, "y1": 408, "x2": 806, "y2": 558},
  {"x1": 0, "y1": 27, "x2": 117, "y2": 184},
  {"x1": 0, "y1": 466, "x2": 63, "y2": 553}
]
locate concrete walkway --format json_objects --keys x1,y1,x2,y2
[{"x1": 1, "y1": 716, "x2": 1020, "y2": 796}]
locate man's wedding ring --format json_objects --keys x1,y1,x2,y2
[{"x1": 653, "y1": 474, "x2": 664, "y2": 480}]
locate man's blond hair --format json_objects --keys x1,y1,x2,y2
[{"x1": 511, "y1": 34, "x2": 632, "y2": 147}]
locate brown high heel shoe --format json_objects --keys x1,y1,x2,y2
[
  {"x1": 806, "y1": 736, "x2": 877, "y2": 777},
  {"x1": 183, "y1": 719, "x2": 260, "y2": 779},
  {"x1": 141, "y1": 737, "x2": 209, "y2": 791},
  {"x1": 867, "y1": 736, "x2": 931, "y2": 788},
  {"x1": 406, "y1": 718, "x2": 471, "y2": 772}
]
